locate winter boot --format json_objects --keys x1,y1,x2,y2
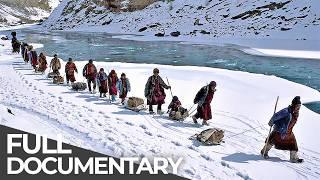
[
  {"x1": 202, "y1": 121, "x2": 209, "y2": 126},
  {"x1": 260, "y1": 143, "x2": 272, "y2": 159},
  {"x1": 290, "y1": 151, "x2": 303, "y2": 163},
  {"x1": 157, "y1": 110, "x2": 164, "y2": 115},
  {"x1": 100, "y1": 93, "x2": 102, "y2": 98},
  {"x1": 192, "y1": 115, "x2": 198, "y2": 124}
]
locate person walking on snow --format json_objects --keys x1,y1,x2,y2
[
  {"x1": 192, "y1": 81, "x2": 217, "y2": 125},
  {"x1": 65, "y1": 58, "x2": 78, "y2": 85},
  {"x1": 117, "y1": 73, "x2": 131, "y2": 104},
  {"x1": 11, "y1": 32, "x2": 20, "y2": 53},
  {"x1": 144, "y1": 68, "x2": 171, "y2": 114},
  {"x1": 261, "y1": 96, "x2": 303, "y2": 163},
  {"x1": 28, "y1": 45, "x2": 38, "y2": 71},
  {"x1": 108, "y1": 70, "x2": 119, "y2": 102},
  {"x1": 38, "y1": 52, "x2": 47, "y2": 73},
  {"x1": 50, "y1": 54, "x2": 61, "y2": 75},
  {"x1": 83, "y1": 59, "x2": 97, "y2": 93},
  {"x1": 22, "y1": 43, "x2": 30, "y2": 63},
  {"x1": 97, "y1": 68, "x2": 108, "y2": 98}
]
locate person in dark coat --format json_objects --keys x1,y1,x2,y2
[
  {"x1": 261, "y1": 96, "x2": 303, "y2": 163},
  {"x1": 192, "y1": 81, "x2": 217, "y2": 125},
  {"x1": 97, "y1": 68, "x2": 108, "y2": 98},
  {"x1": 108, "y1": 70, "x2": 119, "y2": 102},
  {"x1": 144, "y1": 68, "x2": 171, "y2": 114},
  {"x1": 27, "y1": 46, "x2": 38, "y2": 71},
  {"x1": 11, "y1": 32, "x2": 20, "y2": 53},
  {"x1": 65, "y1": 58, "x2": 78, "y2": 85},
  {"x1": 83, "y1": 59, "x2": 97, "y2": 93},
  {"x1": 22, "y1": 43, "x2": 29, "y2": 63},
  {"x1": 117, "y1": 73, "x2": 131, "y2": 104}
]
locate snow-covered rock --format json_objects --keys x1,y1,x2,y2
[{"x1": 0, "y1": 0, "x2": 61, "y2": 27}]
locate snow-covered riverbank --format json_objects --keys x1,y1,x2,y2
[
  {"x1": 40, "y1": 0, "x2": 320, "y2": 60},
  {"x1": 1, "y1": 39, "x2": 320, "y2": 179}
]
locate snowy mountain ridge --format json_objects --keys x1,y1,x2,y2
[
  {"x1": 42, "y1": 0, "x2": 320, "y2": 40},
  {"x1": 0, "y1": 0, "x2": 61, "y2": 27}
]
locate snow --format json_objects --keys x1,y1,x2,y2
[{"x1": 1, "y1": 37, "x2": 320, "y2": 179}]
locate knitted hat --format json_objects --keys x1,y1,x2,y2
[
  {"x1": 173, "y1": 96, "x2": 179, "y2": 101},
  {"x1": 291, "y1": 96, "x2": 301, "y2": 106},
  {"x1": 209, "y1": 81, "x2": 217, "y2": 87},
  {"x1": 68, "y1": 58, "x2": 72, "y2": 62},
  {"x1": 153, "y1": 68, "x2": 159, "y2": 74}
]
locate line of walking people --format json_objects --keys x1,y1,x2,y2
[{"x1": 11, "y1": 32, "x2": 304, "y2": 163}]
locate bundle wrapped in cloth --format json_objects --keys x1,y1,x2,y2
[
  {"x1": 126, "y1": 97, "x2": 146, "y2": 112},
  {"x1": 72, "y1": 82, "x2": 87, "y2": 91},
  {"x1": 190, "y1": 128, "x2": 225, "y2": 145},
  {"x1": 53, "y1": 76, "x2": 64, "y2": 84}
]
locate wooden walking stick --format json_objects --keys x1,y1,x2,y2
[
  {"x1": 263, "y1": 96, "x2": 279, "y2": 157},
  {"x1": 166, "y1": 77, "x2": 173, "y2": 98}
]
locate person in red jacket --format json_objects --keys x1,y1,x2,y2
[{"x1": 65, "y1": 58, "x2": 78, "y2": 85}]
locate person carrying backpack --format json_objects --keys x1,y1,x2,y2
[
  {"x1": 261, "y1": 96, "x2": 303, "y2": 163},
  {"x1": 50, "y1": 54, "x2": 61, "y2": 75},
  {"x1": 117, "y1": 73, "x2": 131, "y2": 104},
  {"x1": 83, "y1": 59, "x2": 97, "y2": 93},
  {"x1": 28, "y1": 46, "x2": 38, "y2": 71},
  {"x1": 108, "y1": 70, "x2": 119, "y2": 102},
  {"x1": 65, "y1": 58, "x2": 78, "y2": 85},
  {"x1": 192, "y1": 81, "x2": 217, "y2": 125},
  {"x1": 97, "y1": 68, "x2": 108, "y2": 98}
]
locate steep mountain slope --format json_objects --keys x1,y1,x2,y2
[
  {"x1": 0, "y1": 0, "x2": 61, "y2": 27},
  {"x1": 42, "y1": 0, "x2": 320, "y2": 40}
]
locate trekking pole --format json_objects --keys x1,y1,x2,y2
[
  {"x1": 166, "y1": 77, "x2": 173, "y2": 98},
  {"x1": 263, "y1": 96, "x2": 279, "y2": 157}
]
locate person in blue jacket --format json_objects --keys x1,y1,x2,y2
[
  {"x1": 117, "y1": 73, "x2": 131, "y2": 104},
  {"x1": 261, "y1": 96, "x2": 303, "y2": 163}
]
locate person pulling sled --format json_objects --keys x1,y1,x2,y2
[
  {"x1": 97, "y1": 68, "x2": 108, "y2": 98},
  {"x1": 192, "y1": 81, "x2": 217, "y2": 126},
  {"x1": 50, "y1": 54, "x2": 61, "y2": 76},
  {"x1": 83, "y1": 59, "x2": 97, "y2": 94},
  {"x1": 117, "y1": 73, "x2": 131, "y2": 104},
  {"x1": 144, "y1": 68, "x2": 171, "y2": 114},
  {"x1": 261, "y1": 96, "x2": 303, "y2": 163},
  {"x1": 65, "y1": 58, "x2": 78, "y2": 85}
]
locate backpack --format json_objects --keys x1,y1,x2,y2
[
  {"x1": 127, "y1": 97, "x2": 144, "y2": 108},
  {"x1": 193, "y1": 128, "x2": 225, "y2": 145},
  {"x1": 86, "y1": 63, "x2": 95, "y2": 76}
]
